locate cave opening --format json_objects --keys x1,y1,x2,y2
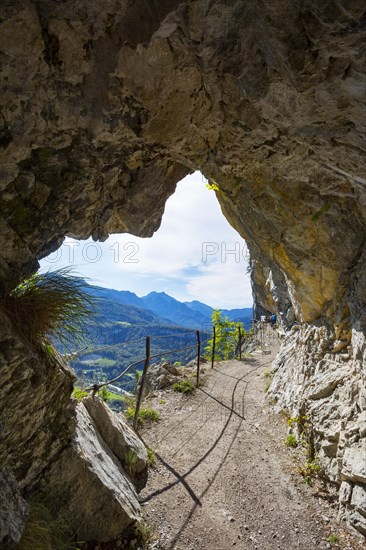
[{"x1": 40, "y1": 171, "x2": 253, "y2": 310}]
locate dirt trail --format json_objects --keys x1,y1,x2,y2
[{"x1": 140, "y1": 333, "x2": 362, "y2": 550}]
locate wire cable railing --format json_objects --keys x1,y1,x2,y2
[{"x1": 81, "y1": 321, "x2": 262, "y2": 432}]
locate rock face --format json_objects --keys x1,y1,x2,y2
[
  {"x1": 0, "y1": 0, "x2": 365, "y2": 541},
  {"x1": 42, "y1": 398, "x2": 147, "y2": 542},
  {"x1": 269, "y1": 325, "x2": 366, "y2": 536},
  {"x1": 0, "y1": 468, "x2": 29, "y2": 547}
]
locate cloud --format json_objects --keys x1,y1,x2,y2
[{"x1": 40, "y1": 172, "x2": 253, "y2": 308}]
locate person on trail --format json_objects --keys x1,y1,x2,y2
[
  {"x1": 270, "y1": 313, "x2": 277, "y2": 326},
  {"x1": 260, "y1": 315, "x2": 266, "y2": 323}
]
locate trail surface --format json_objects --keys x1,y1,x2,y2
[{"x1": 140, "y1": 338, "x2": 362, "y2": 550}]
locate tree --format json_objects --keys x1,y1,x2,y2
[{"x1": 205, "y1": 309, "x2": 245, "y2": 361}]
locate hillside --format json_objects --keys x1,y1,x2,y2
[{"x1": 69, "y1": 284, "x2": 252, "y2": 394}]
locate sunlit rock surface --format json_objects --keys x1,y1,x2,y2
[{"x1": 1, "y1": 0, "x2": 365, "y2": 540}]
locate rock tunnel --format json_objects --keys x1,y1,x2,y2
[{"x1": 0, "y1": 0, "x2": 365, "y2": 543}]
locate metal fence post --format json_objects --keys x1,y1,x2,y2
[
  {"x1": 133, "y1": 336, "x2": 150, "y2": 431},
  {"x1": 211, "y1": 325, "x2": 216, "y2": 368},
  {"x1": 196, "y1": 330, "x2": 201, "y2": 387}
]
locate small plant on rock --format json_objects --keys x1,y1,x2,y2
[
  {"x1": 146, "y1": 446, "x2": 156, "y2": 467},
  {"x1": 125, "y1": 406, "x2": 159, "y2": 425},
  {"x1": 72, "y1": 388, "x2": 88, "y2": 400},
  {"x1": 298, "y1": 458, "x2": 321, "y2": 485},
  {"x1": 172, "y1": 379, "x2": 195, "y2": 394},
  {"x1": 285, "y1": 434, "x2": 298, "y2": 448},
  {"x1": 98, "y1": 385, "x2": 110, "y2": 403},
  {"x1": 328, "y1": 533, "x2": 339, "y2": 544},
  {"x1": 135, "y1": 520, "x2": 156, "y2": 549},
  {"x1": 124, "y1": 449, "x2": 138, "y2": 475}
]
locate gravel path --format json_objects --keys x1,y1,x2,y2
[{"x1": 140, "y1": 341, "x2": 363, "y2": 550}]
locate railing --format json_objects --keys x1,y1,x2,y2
[
  {"x1": 83, "y1": 328, "x2": 211, "y2": 430},
  {"x1": 82, "y1": 320, "x2": 265, "y2": 432}
]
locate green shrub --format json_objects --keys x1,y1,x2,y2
[
  {"x1": 328, "y1": 533, "x2": 339, "y2": 544},
  {"x1": 172, "y1": 379, "x2": 195, "y2": 394},
  {"x1": 72, "y1": 388, "x2": 88, "y2": 400},
  {"x1": 285, "y1": 434, "x2": 298, "y2": 448},
  {"x1": 159, "y1": 399, "x2": 166, "y2": 404},
  {"x1": 297, "y1": 458, "x2": 321, "y2": 485},
  {"x1": 98, "y1": 386, "x2": 109, "y2": 402},
  {"x1": 125, "y1": 406, "x2": 159, "y2": 425}
]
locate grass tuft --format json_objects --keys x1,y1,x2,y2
[
  {"x1": 172, "y1": 379, "x2": 195, "y2": 394},
  {"x1": 125, "y1": 406, "x2": 160, "y2": 425},
  {"x1": 2, "y1": 267, "x2": 95, "y2": 352},
  {"x1": 285, "y1": 434, "x2": 298, "y2": 448},
  {"x1": 328, "y1": 533, "x2": 339, "y2": 544},
  {"x1": 146, "y1": 446, "x2": 156, "y2": 467},
  {"x1": 18, "y1": 496, "x2": 80, "y2": 550}
]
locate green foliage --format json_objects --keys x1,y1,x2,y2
[
  {"x1": 288, "y1": 415, "x2": 308, "y2": 428},
  {"x1": 146, "y1": 446, "x2": 156, "y2": 467},
  {"x1": 328, "y1": 533, "x2": 339, "y2": 544},
  {"x1": 135, "y1": 520, "x2": 156, "y2": 549},
  {"x1": 297, "y1": 458, "x2": 321, "y2": 485},
  {"x1": 206, "y1": 179, "x2": 220, "y2": 191},
  {"x1": 172, "y1": 379, "x2": 196, "y2": 394},
  {"x1": 173, "y1": 361, "x2": 181, "y2": 366},
  {"x1": 125, "y1": 406, "x2": 159, "y2": 425},
  {"x1": 285, "y1": 434, "x2": 298, "y2": 448},
  {"x1": 124, "y1": 449, "x2": 138, "y2": 475},
  {"x1": 72, "y1": 388, "x2": 88, "y2": 400},
  {"x1": 264, "y1": 369, "x2": 275, "y2": 379},
  {"x1": 18, "y1": 496, "x2": 80, "y2": 550},
  {"x1": 205, "y1": 309, "x2": 245, "y2": 361},
  {"x1": 98, "y1": 385, "x2": 109, "y2": 402},
  {"x1": 159, "y1": 399, "x2": 167, "y2": 404},
  {"x1": 3, "y1": 267, "x2": 95, "y2": 352}
]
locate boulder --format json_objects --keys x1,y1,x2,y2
[
  {"x1": 42, "y1": 401, "x2": 142, "y2": 542},
  {"x1": 140, "y1": 364, "x2": 180, "y2": 397},
  {"x1": 83, "y1": 396, "x2": 148, "y2": 482}
]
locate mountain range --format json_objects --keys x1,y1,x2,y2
[{"x1": 87, "y1": 285, "x2": 253, "y2": 329}]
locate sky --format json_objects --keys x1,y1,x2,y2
[{"x1": 40, "y1": 172, "x2": 253, "y2": 309}]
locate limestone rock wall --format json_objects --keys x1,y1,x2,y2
[
  {"x1": 269, "y1": 325, "x2": 366, "y2": 536},
  {"x1": 1, "y1": 0, "x2": 365, "y2": 542}
]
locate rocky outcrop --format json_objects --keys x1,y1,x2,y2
[
  {"x1": 140, "y1": 361, "x2": 184, "y2": 398},
  {"x1": 0, "y1": 308, "x2": 75, "y2": 489},
  {"x1": 0, "y1": 468, "x2": 29, "y2": 547},
  {"x1": 1, "y1": 0, "x2": 365, "y2": 541},
  {"x1": 42, "y1": 398, "x2": 147, "y2": 542},
  {"x1": 83, "y1": 396, "x2": 148, "y2": 485},
  {"x1": 269, "y1": 325, "x2": 366, "y2": 536}
]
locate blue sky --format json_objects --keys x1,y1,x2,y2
[{"x1": 40, "y1": 172, "x2": 253, "y2": 309}]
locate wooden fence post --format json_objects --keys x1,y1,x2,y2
[
  {"x1": 196, "y1": 330, "x2": 201, "y2": 387},
  {"x1": 211, "y1": 325, "x2": 216, "y2": 368},
  {"x1": 238, "y1": 325, "x2": 242, "y2": 360},
  {"x1": 133, "y1": 336, "x2": 150, "y2": 431}
]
